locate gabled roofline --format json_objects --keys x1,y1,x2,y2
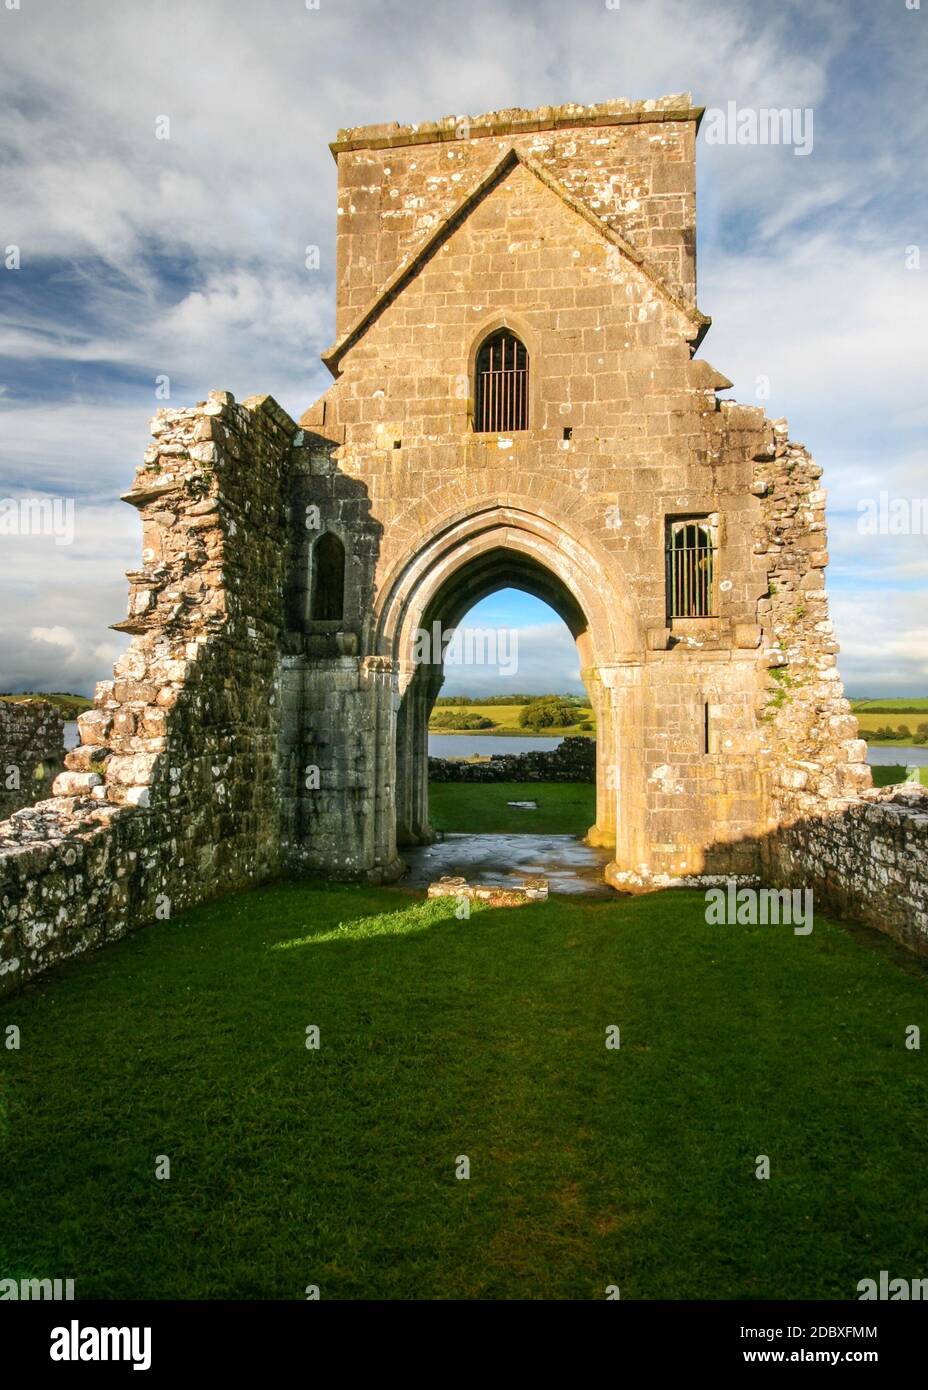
[
  {"x1": 321, "y1": 147, "x2": 710, "y2": 374},
  {"x1": 329, "y1": 96, "x2": 705, "y2": 158}
]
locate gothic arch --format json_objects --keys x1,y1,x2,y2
[
  {"x1": 375, "y1": 500, "x2": 640, "y2": 671},
  {"x1": 375, "y1": 503, "x2": 646, "y2": 864}
]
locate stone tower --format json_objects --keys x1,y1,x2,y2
[{"x1": 283, "y1": 95, "x2": 868, "y2": 888}]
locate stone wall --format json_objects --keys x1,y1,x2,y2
[
  {"x1": 745, "y1": 429, "x2": 928, "y2": 953},
  {"x1": 428, "y1": 736, "x2": 596, "y2": 783},
  {"x1": 0, "y1": 392, "x2": 295, "y2": 997},
  {"x1": 0, "y1": 699, "x2": 64, "y2": 819},
  {"x1": 770, "y1": 784, "x2": 928, "y2": 956},
  {"x1": 752, "y1": 427, "x2": 871, "y2": 815}
]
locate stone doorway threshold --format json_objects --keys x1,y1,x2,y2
[{"x1": 399, "y1": 833, "x2": 614, "y2": 897}]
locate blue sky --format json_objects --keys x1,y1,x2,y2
[{"x1": 1, "y1": 0, "x2": 926, "y2": 697}]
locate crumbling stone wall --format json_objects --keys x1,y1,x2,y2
[
  {"x1": 771, "y1": 784, "x2": 928, "y2": 956},
  {"x1": 752, "y1": 428, "x2": 871, "y2": 814},
  {"x1": 748, "y1": 430, "x2": 928, "y2": 953},
  {"x1": 0, "y1": 699, "x2": 64, "y2": 819},
  {"x1": 0, "y1": 392, "x2": 294, "y2": 996}
]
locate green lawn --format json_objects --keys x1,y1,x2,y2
[
  {"x1": 1, "y1": 881, "x2": 926, "y2": 1300},
  {"x1": 429, "y1": 780, "x2": 595, "y2": 834},
  {"x1": 871, "y1": 764, "x2": 928, "y2": 788}
]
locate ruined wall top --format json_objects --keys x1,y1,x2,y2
[
  {"x1": 330, "y1": 94, "x2": 701, "y2": 338},
  {"x1": 330, "y1": 95, "x2": 703, "y2": 154}
]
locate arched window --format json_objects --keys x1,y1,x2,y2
[
  {"x1": 474, "y1": 329, "x2": 529, "y2": 432},
  {"x1": 310, "y1": 531, "x2": 346, "y2": 621},
  {"x1": 666, "y1": 519, "x2": 717, "y2": 618}
]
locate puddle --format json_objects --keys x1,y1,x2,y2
[{"x1": 400, "y1": 833, "x2": 613, "y2": 897}]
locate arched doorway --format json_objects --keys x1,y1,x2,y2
[{"x1": 374, "y1": 504, "x2": 647, "y2": 889}]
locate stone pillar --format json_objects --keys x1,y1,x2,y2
[
  {"x1": 367, "y1": 657, "x2": 405, "y2": 882},
  {"x1": 583, "y1": 668, "x2": 615, "y2": 849},
  {"x1": 600, "y1": 662, "x2": 649, "y2": 890},
  {"x1": 395, "y1": 661, "x2": 442, "y2": 847}
]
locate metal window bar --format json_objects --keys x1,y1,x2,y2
[
  {"x1": 667, "y1": 522, "x2": 716, "y2": 618},
  {"x1": 475, "y1": 332, "x2": 529, "y2": 432}
]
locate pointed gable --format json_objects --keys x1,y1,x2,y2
[{"x1": 322, "y1": 148, "x2": 709, "y2": 373}]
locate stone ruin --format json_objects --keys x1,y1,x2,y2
[
  {"x1": 1, "y1": 95, "x2": 926, "y2": 993},
  {"x1": 0, "y1": 699, "x2": 64, "y2": 820}
]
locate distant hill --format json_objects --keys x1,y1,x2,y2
[{"x1": 0, "y1": 692, "x2": 93, "y2": 718}]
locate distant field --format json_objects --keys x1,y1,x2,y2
[
  {"x1": 431, "y1": 698, "x2": 928, "y2": 744},
  {"x1": 851, "y1": 698, "x2": 928, "y2": 712},
  {"x1": 0, "y1": 691, "x2": 92, "y2": 717},
  {"x1": 430, "y1": 702, "x2": 595, "y2": 737},
  {"x1": 851, "y1": 711, "x2": 928, "y2": 744}
]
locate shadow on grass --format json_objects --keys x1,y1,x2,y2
[{"x1": 1, "y1": 881, "x2": 927, "y2": 1300}]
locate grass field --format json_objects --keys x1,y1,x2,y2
[
  {"x1": 429, "y1": 780, "x2": 595, "y2": 834},
  {"x1": 871, "y1": 764, "x2": 928, "y2": 788},
  {"x1": 429, "y1": 771, "x2": 926, "y2": 831},
  {"x1": 851, "y1": 699, "x2": 928, "y2": 712},
  {"x1": 1, "y1": 881, "x2": 926, "y2": 1300},
  {"x1": 430, "y1": 702, "x2": 595, "y2": 737},
  {"x1": 431, "y1": 699, "x2": 928, "y2": 744},
  {"x1": 852, "y1": 715, "x2": 928, "y2": 744},
  {"x1": 850, "y1": 699, "x2": 928, "y2": 745}
]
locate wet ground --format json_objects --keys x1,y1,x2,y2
[{"x1": 400, "y1": 832, "x2": 614, "y2": 896}]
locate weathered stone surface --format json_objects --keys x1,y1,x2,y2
[
  {"x1": 0, "y1": 700, "x2": 64, "y2": 819},
  {"x1": 427, "y1": 874, "x2": 549, "y2": 906},
  {"x1": 765, "y1": 785, "x2": 928, "y2": 956},
  {"x1": 0, "y1": 394, "x2": 293, "y2": 995}
]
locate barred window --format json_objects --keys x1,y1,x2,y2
[
  {"x1": 474, "y1": 330, "x2": 529, "y2": 432},
  {"x1": 666, "y1": 519, "x2": 717, "y2": 619},
  {"x1": 310, "y1": 531, "x2": 345, "y2": 621}
]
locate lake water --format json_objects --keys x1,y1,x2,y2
[
  {"x1": 65, "y1": 721, "x2": 928, "y2": 768},
  {"x1": 864, "y1": 744, "x2": 928, "y2": 767},
  {"x1": 429, "y1": 732, "x2": 928, "y2": 767},
  {"x1": 402, "y1": 832, "x2": 613, "y2": 896}
]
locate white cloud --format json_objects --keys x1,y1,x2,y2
[
  {"x1": 831, "y1": 591, "x2": 928, "y2": 696},
  {"x1": 30, "y1": 625, "x2": 77, "y2": 649},
  {"x1": 0, "y1": 0, "x2": 924, "y2": 696},
  {"x1": 443, "y1": 621, "x2": 583, "y2": 696}
]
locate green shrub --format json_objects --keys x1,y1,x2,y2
[
  {"x1": 429, "y1": 710, "x2": 494, "y2": 730},
  {"x1": 519, "y1": 698, "x2": 576, "y2": 730}
]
